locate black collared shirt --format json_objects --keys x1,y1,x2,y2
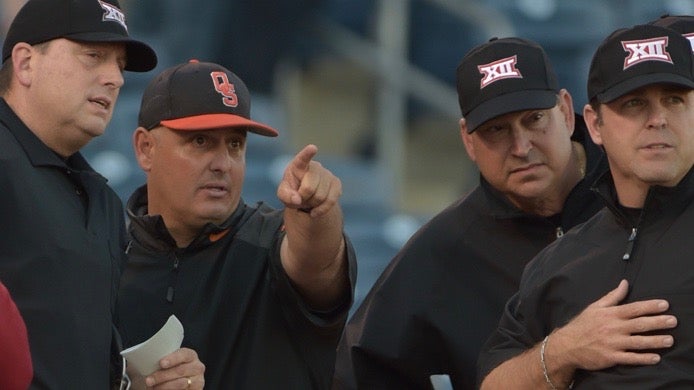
[{"x1": 0, "y1": 98, "x2": 127, "y2": 389}]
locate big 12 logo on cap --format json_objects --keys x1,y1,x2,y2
[
  {"x1": 477, "y1": 55, "x2": 522, "y2": 89},
  {"x1": 622, "y1": 37, "x2": 672, "y2": 69},
  {"x1": 684, "y1": 33, "x2": 694, "y2": 52},
  {"x1": 98, "y1": 0, "x2": 128, "y2": 31}
]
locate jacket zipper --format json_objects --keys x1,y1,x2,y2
[
  {"x1": 622, "y1": 227, "x2": 637, "y2": 261},
  {"x1": 595, "y1": 186, "x2": 649, "y2": 264},
  {"x1": 166, "y1": 253, "x2": 180, "y2": 303}
]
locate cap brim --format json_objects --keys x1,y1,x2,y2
[
  {"x1": 160, "y1": 114, "x2": 279, "y2": 137},
  {"x1": 465, "y1": 90, "x2": 557, "y2": 133},
  {"x1": 596, "y1": 73, "x2": 694, "y2": 103},
  {"x1": 67, "y1": 32, "x2": 157, "y2": 72}
]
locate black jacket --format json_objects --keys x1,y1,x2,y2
[
  {"x1": 478, "y1": 168, "x2": 694, "y2": 388},
  {"x1": 333, "y1": 118, "x2": 608, "y2": 389},
  {"x1": 0, "y1": 98, "x2": 126, "y2": 389},
  {"x1": 118, "y1": 186, "x2": 357, "y2": 389}
]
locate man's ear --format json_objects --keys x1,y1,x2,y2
[
  {"x1": 132, "y1": 127, "x2": 154, "y2": 171},
  {"x1": 11, "y1": 43, "x2": 35, "y2": 87},
  {"x1": 558, "y1": 89, "x2": 576, "y2": 136},
  {"x1": 460, "y1": 118, "x2": 476, "y2": 162},
  {"x1": 582, "y1": 104, "x2": 604, "y2": 146}
]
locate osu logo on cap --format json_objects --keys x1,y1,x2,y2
[
  {"x1": 478, "y1": 55, "x2": 522, "y2": 89},
  {"x1": 622, "y1": 36, "x2": 672, "y2": 69},
  {"x1": 211, "y1": 72, "x2": 239, "y2": 108}
]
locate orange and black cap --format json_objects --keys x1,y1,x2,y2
[{"x1": 138, "y1": 59, "x2": 278, "y2": 137}]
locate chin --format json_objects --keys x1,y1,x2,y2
[
  {"x1": 84, "y1": 126, "x2": 107, "y2": 140},
  {"x1": 638, "y1": 172, "x2": 682, "y2": 187},
  {"x1": 199, "y1": 209, "x2": 234, "y2": 224},
  {"x1": 512, "y1": 180, "x2": 552, "y2": 196}
]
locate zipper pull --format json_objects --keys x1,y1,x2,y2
[
  {"x1": 166, "y1": 286, "x2": 175, "y2": 303},
  {"x1": 622, "y1": 228, "x2": 637, "y2": 261},
  {"x1": 556, "y1": 227, "x2": 564, "y2": 238},
  {"x1": 167, "y1": 255, "x2": 180, "y2": 303}
]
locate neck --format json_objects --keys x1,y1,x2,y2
[
  {"x1": 611, "y1": 176, "x2": 652, "y2": 209},
  {"x1": 574, "y1": 141, "x2": 587, "y2": 180},
  {"x1": 168, "y1": 226, "x2": 197, "y2": 248},
  {"x1": 5, "y1": 93, "x2": 80, "y2": 157}
]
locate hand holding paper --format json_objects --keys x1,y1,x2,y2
[{"x1": 120, "y1": 315, "x2": 184, "y2": 376}]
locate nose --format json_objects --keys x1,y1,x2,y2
[
  {"x1": 209, "y1": 146, "x2": 234, "y2": 172},
  {"x1": 103, "y1": 61, "x2": 124, "y2": 89},
  {"x1": 510, "y1": 128, "x2": 533, "y2": 157},
  {"x1": 646, "y1": 104, "x2": 667, "y2": 130}
]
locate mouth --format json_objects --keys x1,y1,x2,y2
[
  {"x1": 200, "y1": 184, "x2": 229, "y2": 194},
  {"x1": 89, "y1": 96, "x2": 111, "y2": 110},
  {"x1": 642, "y1": 143, "x2": 671, "y2": 150},
  {"x1": 510, "y1": 163, "x2": 543, "y2": 174}
]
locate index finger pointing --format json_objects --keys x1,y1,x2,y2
[{"x1": 290, "y1": 144, "x2": 318, "y2": 173}]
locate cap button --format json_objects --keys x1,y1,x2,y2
[{"x1": 188, "y1": 59, "x2": 199, "y2": 63}]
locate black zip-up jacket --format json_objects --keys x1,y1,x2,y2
[
  {"x1": 118, "y1": 186, "x2": 357, "y2": 389},
  {"x1": 333, "y1": 117, "x2": 608, "y2": 389},
  {"x1": 478, "y1": 167, "x2": 694, "y2": 388}
]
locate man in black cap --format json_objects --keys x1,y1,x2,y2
[
  {"x1": 650, "y1": 14, "x2": 694, "y2": 51},
  {"x1": 479, "y1": 23, "x2": 694, "y2": 388},
  {"x1": 0, "y1": 0, "x2": 156, "y2": 388},
  {"x1": 333, "y1": 37, "x2": 609, "y2": 389},
  {"x1": 116, "y1": 60, "x2": 356, "y2": 389}
]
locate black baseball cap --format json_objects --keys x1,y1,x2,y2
[
  {"x1": 456, "y1": 37, "x2": 559, "y2": 133},
  {"x1": 2, "y1": 0, "x2": 157, "y2": 72},
  {"x1": 649, "y1": 14, "x2": 694, "y2": 52},
  {"x1": 587, "y1": 24, "x2": 694, "y2": 103},
  {"x1": 138, "y1": 59, "x2": 279, "y2": 137}
]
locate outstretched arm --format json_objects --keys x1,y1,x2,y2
[
  {"x1": 481, "y1": 280, "x2": 677, "y2": 389},
  {"x1": 276, "y1": 144, "x2": 349, "y2": 309}
]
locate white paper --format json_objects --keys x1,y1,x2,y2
[
  {"x1": 430, "y1": 374, "x2": 453, "y2": 390},
  {"x1": 120, "y1": 315, "x2": 184, "y2": 376}
]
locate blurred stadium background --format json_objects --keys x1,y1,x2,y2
[{"x1": 3, "y1": 0, "x2": 693, "y2": 312}]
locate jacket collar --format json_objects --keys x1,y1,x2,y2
[
  {"x1": 593, "y1": 165, "x2": 694, "y2": 227},
  {"x1": 126, "y1": 185, "x2": 248, "y2": 252}
]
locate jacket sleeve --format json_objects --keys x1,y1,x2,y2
[
  {"x1": 476, "y1": 242, "x2": 560, "y2": 385},
  {"x1": 333, "y1": 246, "x2": 445, "y2": 389}
]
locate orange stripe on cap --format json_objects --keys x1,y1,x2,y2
[{"x1": 161, "y1": 113, "x2": 279, "y2": 137}]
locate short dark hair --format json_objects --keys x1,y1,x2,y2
[{"x1": 588, "y1": 98, "x2": 604, "y2": 126}]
